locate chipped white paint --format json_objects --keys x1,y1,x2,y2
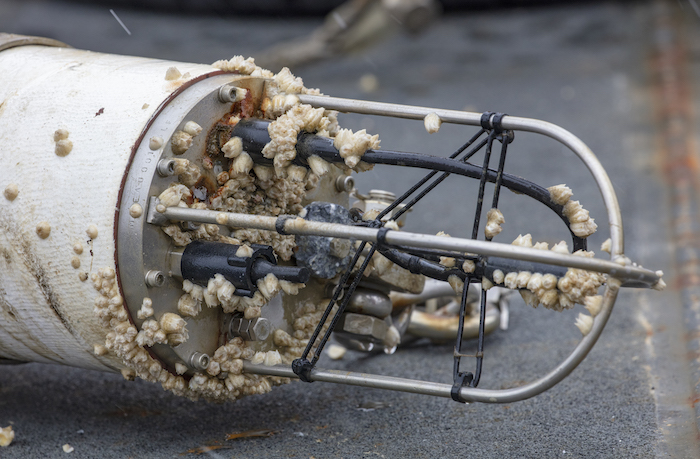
[{"x1": 0, "y1": 44, "x2": 216, "y2": 370}]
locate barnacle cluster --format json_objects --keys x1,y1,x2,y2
[{"x1": 548, "y1": 184, "x2": 597, "y2": 238}]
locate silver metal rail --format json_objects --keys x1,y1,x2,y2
[{"x1": 161, "y1": 207, "x2": 660, "y2": 286}]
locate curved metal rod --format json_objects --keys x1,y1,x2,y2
[
  {"x1": 294, "y1": 93, "x2": 628, "y2": 402},
  {"x1": 296, "y1": 94, "x2": 624, "y2": 257}
]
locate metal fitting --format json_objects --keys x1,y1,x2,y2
[
  {"x1": 189, "y1": 352, "x2": 210, "y2": 371},
  {"x1": 335, "y1": 175, "x2": 355, "y2": 193},
  {"x1": 144, "y1": 270, "x2": 165, "y2": 288},
  {"x1": 218, "y1": 84, "x2": 245, "y2": 103},
  {"x1": 229, "y1": 316, "x2": 272, "y2": 341},
  {"x1": 336, "y1": 312, "x2": 388, "y2": 343},
  {"x1": 345, "y1": 288, "x2": 392, "y2": 319},
  {"x1": 156, "y1": 159, "x2": 176, "y2": 177}
]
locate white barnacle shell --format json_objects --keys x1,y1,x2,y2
[
  {"x1": 263, "y1": 350, "x2": 282, "y2": 367},
  {"x1": 520, "y1": 289, "x2": 538, "y2": 307},
  {"x1": 251, "y1": 351, "x2": 265, "y2": 365},
  {"x1": 424, "y1": 112, "x2": 442, "y2": 134},
  {"x1": 463, "y1": 260, "x2": 476, "y2": 274},
  {"x1": 137, "y1": 297, "x2": 155, "y2": 319},
  {"x1": 584, "y1": 295, "x2": 603, "y2": 317},
  {"x1": 551, "y1": 241, "x2": 569, "y2": 254},
  {"x1": 327, "y1": 344, "x2": 346, "y2": 360},
  {"x1": 183, "y1": 121, "x2": 203, "y2": 137},
  {"x1": 307, "y1": 155, "x2": 330, "y2": 176},
  {"x1": 165, "y1": 66, "x2": 182, "y2": 80},
  {"x1": 484, "y1": 208, "x2": 505, "y2": 240},
  {"x1": 55, "y1": 139, "x2": 73, "y2": 157},
  {"x1": 3, "y1": 183, "x2": 19, "y2": 201},
  {"x1": 253, "y1": 165, "x2": 275, "y2": 181},
  {"x1": 504, "y1": 272, "x2": 518, "y2": 289},
  {"x1": 540, "y1": 289, "x2": 559, "y2": 309},
  {"x1": 448, "y1": 274, "x2": 464, "y2": 296},
  {"x1": 575, "y1": 313, "x2": 594, "y2": 336},
  {"x1": 222, "y1": 136, "x2": 243, "y2": 158},
  {"x1": 492, "y1": 269, "x2": 504, "y2": 284},
  {"x1": 171, "y1": 130, "x2": 193, "y2": 155},
  {"x1": 279, "y1": 280, "x2": 300, "y2": 295},
  {"x1": 541, "y1": 273, "x2": 557, "y2": 290},
  {"x1": 526, "y1": 273, "x2": 543, "y2": 291},
  {"x1": 287, "y1": 165, "x2": 308, "y2": 182},
  {"x1": 512, "y1": 234, "x2": 533, "y2": 248},
  {"x1": 516, "y1": 271, "x2": 532, "y2": 289},
  {"x1": 177, "y1": 294, "x2": 200, "y2": 317},
  {"x1": 0, "y1": 426, "x2": 15, "y2": 447},
  {"x1": 236, "y1": 245, "x2": 254, "y2": 258},
  {"x1": 533, "y1": 241, "x2": 549, "y2": 250},
  {"x1": 482, "y1": 277, "x2": 494, "y2": 290},
  {"x1": 547, "y1": 184, "x2": 573, "y2": 205},
  {"x1": 149, "y1": 136, "x2": 164, "y2": 150},
  {"x1": 231, "y1": 152, "x2": 254, "y2": 175},
  {"x1": 160, "y1": 313, "x2": 186, "y2": 335},
  {"x1": 158, "y1": 184, "x2": 191, "y2": 208},
  {"x1": 601, "y1": 238, "x2": 612, "y2": 254},
  {"x1": 175, "y1": 363, "x2": 188, "y2": 375},
  {"x1": 36, "y1": 221, "x2": 51, "y2": 239}
]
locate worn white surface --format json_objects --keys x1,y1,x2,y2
[{"x1": 0, "y1": 45, "x2": 215, "y2": 370}]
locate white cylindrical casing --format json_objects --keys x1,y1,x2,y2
[{"x1": 0, "y1": 43, "x2": 220, "y2": 371}]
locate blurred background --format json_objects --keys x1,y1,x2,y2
[{"x1": 0, "y1": 0, "x2": 698, "y2": 457}]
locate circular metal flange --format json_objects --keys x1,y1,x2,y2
[{"x1": 116, "y1": 73, "x2": 266, "y2": 373}]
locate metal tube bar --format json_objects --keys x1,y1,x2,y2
[{"x1": 161, "y1": 206, "x2": 659, "y2": 285}]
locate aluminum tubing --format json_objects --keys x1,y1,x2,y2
[{"x1": 0, "y1": 44, "x2": 217, "y2": 371}]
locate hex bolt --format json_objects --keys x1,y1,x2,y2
[
  {"x1": 248, "y1": 318, "x2": 272, "y2": 341},
  {"x1": 144, "y1": 270, "x2": 165, "y2": 288},
  {"x1": 229, "y1": 316, "x2": 271, "y2": 341},
  {"x1": 189, "y1": 352, "x2": 210, "y2": 371},
  {"x1": 156, "y1": 159, "x2": 176, "y2": 177},
  {"x1": 329, "y1": 237, "x2": 351, "y2": 258},
  {"x1": 218, "y1": 84, "x2": 245, "y2": 103},
  {"x1": 335, "y1": 175, "x2": 355, "y2": 193}
]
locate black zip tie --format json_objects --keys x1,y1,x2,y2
[
  {"x1": 451, "y1": 371, "x2": 473, "y2": 402},
  {"x1": 480, "y1": 111, "x2": 495, "y2": 130},
  {"x1": 275, "y1": 215, "x2": 295, "y2": 235},
  {"x1": 376, "y1": 227, "x2": 390, "y2": 247},
  {"x1": 480, "y1": 111, "x2": 508, "y2": 133}
]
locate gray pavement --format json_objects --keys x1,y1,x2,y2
[{"x1": 0, "y1": 1, "x2": 694, "y2": 457}]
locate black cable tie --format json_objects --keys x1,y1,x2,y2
[
  {"x1": 376, "y1": 227, "x2": 390, "y2": 247},
  {"x1": 480, "y1": 111, "x2": 495, "y2": 130},
  {"x1": 450, "y1": 371, "x2": 473, "y2": 402},
  {"x1": 491, "y1": 112, "x2": 508, "y2": 134},
  {"x1": 292, "y1": 358, "x2": 314, "y2": 383},
  {"x1": 275, "y1": 215, "x2": 294, "y2": 235}
]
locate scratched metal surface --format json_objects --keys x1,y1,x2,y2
[{"x1": 0, "y1": 1, "x2": 694, "y2": 457}]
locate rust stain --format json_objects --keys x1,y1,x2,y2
[{"x1": 95, "y1": 107, "x2": 104, "y2": 117}]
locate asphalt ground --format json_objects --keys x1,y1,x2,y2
[{"x1": 0, "y1": 1, "x2": 696, "y2": 457}]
